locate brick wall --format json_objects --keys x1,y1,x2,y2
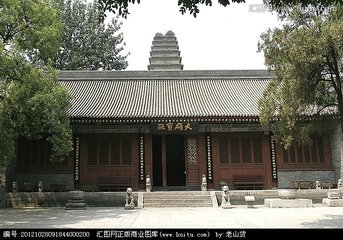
[
  {"x1": 12, "y1": 174, "x2": 74, "y2": 192},
  {"x1": 278, "y1": 171, "x2": 335, "y2": 188}
]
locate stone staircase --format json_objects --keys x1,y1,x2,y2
[
  {"x1": 143, "y1": 191, "x2": 213, "y2": 207},
  {"x1": 9, "y1": 193, "x2": 26, "y2": 208}
]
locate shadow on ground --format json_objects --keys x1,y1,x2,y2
[
  {"x1": 300, "y1": 214, "x2": 343, "y2": 228},
  {"x1": 0, "y1": 207, "x2": 136, "y2": 228}
]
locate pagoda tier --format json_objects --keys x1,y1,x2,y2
[{"x1": 148, "y1": 30, "x2": 183, "y2": 70}]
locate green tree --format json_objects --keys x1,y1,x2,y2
[
  {"x1": 54, "y1": 0, "x2": 128, "y2": 70},
  {"x1": 96, "y1": 0, "x2": 340, "y2": 19},
  {"x1": 257, "y1": 4, "x2": 342, "y2": 173},
  {"x1": 0, "y1": 0, "x2": 72, "y2": 166}
]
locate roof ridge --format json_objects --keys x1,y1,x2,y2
[{"x1": 58, "y1": 70, "x2": 272, "y2": 80}]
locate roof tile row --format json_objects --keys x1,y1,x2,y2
[{"x1": 59, "y1": 70, "x2": 270, "y2": 119}]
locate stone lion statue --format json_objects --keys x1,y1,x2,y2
[
  {"x1": 146, "y1": 175, "x2": 151, "y2": 192},
  {"x1": 125, "y1": 187, "x2": 135, "y2": 210},
  {"x1": 338, "y1": 179, "x2": 343, "y2": 189},
  {"x1": 221, "y1": 185, "x2": 231, "y2": 209},
  {"x1": 201, "y1": 174, "x2": 207, "y2": 191}
]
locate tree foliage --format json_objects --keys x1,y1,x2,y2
[
  {"x1": 0, "y1": 0, "x2": 72, "y2": 166},
  {"x1": 96, "y1": 0, "x2": 340, "y2": 19},
  {"x1": 0, "y1": 0, "x2": 63, "y2": 65},
  {"x1": 258, "y1": 4, "x2": 342, "y2": 148},
  {"x1": 54, "y1": 0, "x2": 128, "y2": 70}
]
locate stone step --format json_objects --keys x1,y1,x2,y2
[
  {"x1": 144, "y1": 195, "x2": 210, "y2": 199},
  {"x1": 144, "y1": 198, "x2": 210, "y2": 202},
  {"x1": 144, "y1": 203, "x2": 213, "y2": 208},
  {"x1": 144, "y1": 192, "x2": 210, "y2": 195},
  {"x1": 144, "y1": 199, "x2": 211, "y2": 203},
  {"x1": 144, "y1": 199, "x2": 211, "y2": 202},
  {"x1": 144, "y1": 193, "x2": 210, "y2": 197},
  {"x1": 10, "y1": 197, "x2": 26, "y2": 208},
  {"x1": 145, "y1": 191, "x2": 209, "y2": 194},
  {"x1": 143, "y1": 191, "x2": 211, "y2": 195},
  {"x1": 144, "y1": 195, "x2": 211, "y2": 200},
  {"x1": 143, "y1": 191, "x2": 213, "y2": 208},
  {"x1": 144, "y1": 199, "x2": 211, "y2": 201}
]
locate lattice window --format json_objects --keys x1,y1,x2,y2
[
  {"x1": 230, "y1": 138, "x2": 240, "y2": 163},
  {"x1": 99, "y1": 140, "x2": 109, "y2": 165},
  {"x1": 304, "y1": 145, "x2": 310, "y2": 162},
  {"x1": 219, "y1": 137, "x2": 263, "y2": 164},
  {"x1": 297, "y1": 145, "x2": 303, "y2": 163},
  {"x1": 253, "y1": 138, "x2": 263, "y2": 163},
  {"x1": 187, "y1": 137, "x2": 198, "y2": 165},
  {"x1": 283, "y1": 148, "x2": 289, "y2": 163},
  {"x1": 242, "y1": 138, "x2": 252, "y2": 163},
  {"x1": 219, "y1": 138, "x2": 228, "y2": 163},
  {"x1": 122, "y1": 139, "x2": 132, "y2": 165},
  {"x1": 88, "y1": 140, "x2": 97, "y2": 165},
  {"x1": 111, "y1": 140, "x2": 120, "y2": 165},
  {"x1": 87, "y1": 138, "x2": 132, "y2": 165},
  {"x1": 318, "y1": 137, "x2": 324, "y2": 162},
  {"x1": 18, "y1": 137, "x2": 63, "y2": 167},
  {"x1": 281, "y1": 136, "x2": 327, "y2": 165}
]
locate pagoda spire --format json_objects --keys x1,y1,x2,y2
[{"x1": 148, "y1": 30, "x2": 183, "y2": 70}]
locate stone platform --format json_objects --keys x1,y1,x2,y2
[
  {"x1": 4, "y1": 189, "x2": 342, "y2": 208},
  {"x1": 322, "y1": 198, "x2": 343, "y2": 207},
  {"x1": 264, "y1": 198, "x2": 313, "y2": 208}
]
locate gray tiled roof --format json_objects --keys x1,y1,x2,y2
[{"x1": 59, "y1": 70, "x2": 271, "y2": 119}]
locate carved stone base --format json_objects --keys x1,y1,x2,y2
[
  {"x1": 265, "y1": 198, "x2": 313, "y2": 208},
  {"x1": 278, "y1": 189, "x2": 297, "y2": 199},
  {"x1": 66, "y1": 191, "x2": 86, "y2": 210},
  {"x1": 221, "y1": 201, "x2": 232, "y2": 209},
  {"x1": 322, "y1": 198, "x2": 343, "y2": 207},
  {"x1": 245, "y1": 196, "x2": 255, "y2": 208},
  {"x1": 68, "y1": 190, "x2": 84, "y2": 200},
  {"x1": 125, "y1": 203, "x2": 135, "y2": 210},
  {"x1": 66, "y1": 201, "x2": 87, "y2": 210}
]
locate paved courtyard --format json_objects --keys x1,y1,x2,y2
[{"x1": 0, "y1": 204, "x2": 342, "y2": 229}]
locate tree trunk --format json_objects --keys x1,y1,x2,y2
[
  {"x1": 337, "y1": 104, "x2": 343, "y2": 181},
  {"x1": 0, "y1": 167, "x2": 5, "y2": 208},
  {"x1": 341, "y1": 131, "x2": 343, "y2": 180}
]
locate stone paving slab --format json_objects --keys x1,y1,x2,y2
[{"x1": 0, "y1": 204, "x2": 343, "y2": 229}]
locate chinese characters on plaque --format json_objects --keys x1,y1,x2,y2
[
  {"x1": 157, "y1": 122, "x2": 192, "y2": 131},
  {"x1": 151, "y1": 122, "x2": 198, "y2": 134}
]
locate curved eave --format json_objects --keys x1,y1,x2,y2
[{"x1": 69, "y1": 115, "x2": 261, "y2": 124}]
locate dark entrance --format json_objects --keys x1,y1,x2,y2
[
  {"x1": 166, "y1": 135, "x2": 185, "y2": 186},
  {"x1": 152, "y1": 135, "x2": 186, "y2": 187}
]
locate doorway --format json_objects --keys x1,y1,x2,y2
[{"x1": 152, "y1": 135, "x2": 186, "y2": 187}]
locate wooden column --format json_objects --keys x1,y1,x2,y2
[
  {"x1": 144, "y1": 134, "x2": 153, "y2": 190},
  {"x1": 138, "y1": 133, "x2": 145, "y2": 185},
  {"x1": 74, "y1": 136, "x2": 80, "y2": 186}
]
